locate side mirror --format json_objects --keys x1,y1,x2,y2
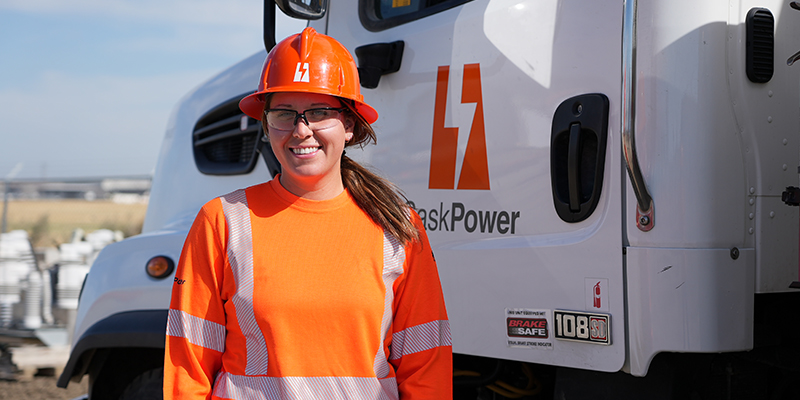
[
  {"x1": 266, "y1": 0, "x2": 326, "y2": 51},
  {"x1": 276, "y1": 0, "x2": 328, "y2": 20}
]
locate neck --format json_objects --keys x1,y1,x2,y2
[{"x1": 279, "y1": 173, "x2": 345, "y2": 201}]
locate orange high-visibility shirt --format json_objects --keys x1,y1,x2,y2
[{"x1": 164, "y1": 179, "x2": 452, "y2": 399}]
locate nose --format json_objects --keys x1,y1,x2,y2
[{"x1": 292, "y1": 118, "x2": 314, "y2": 139}]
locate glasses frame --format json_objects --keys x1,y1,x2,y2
[{"x1": 264, "y1": 107, "x2": 347, "y2": 130}]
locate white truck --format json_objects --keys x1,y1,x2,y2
[{"x1": 58, "y1": 0, "x2": 800, "y2": 398}]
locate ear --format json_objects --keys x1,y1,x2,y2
[{"x1": 344, "y1": 115, "x2": 355, "y2": 142}]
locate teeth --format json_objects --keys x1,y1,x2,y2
[{"x1": 293, "y1": 147, "x2": 318, "y2": 155}]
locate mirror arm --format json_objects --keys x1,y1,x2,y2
[{"x1": 264, "y1": 1, "x2": 277, "y2": 52}]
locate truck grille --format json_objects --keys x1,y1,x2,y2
[{"x1": 193, "y1": 95, "x2": 262, "y2": 175}]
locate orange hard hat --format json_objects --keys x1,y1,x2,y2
[{"x1": 239, "y1": 27, "x2": 378, "y2": 124}]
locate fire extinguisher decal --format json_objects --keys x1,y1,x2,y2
[
  {"x1": 585, "y1": 278, "x2": 609, "y2": 311},
  {"x1": 593, "y1": 282, "x2": 601, "y2": 309}
]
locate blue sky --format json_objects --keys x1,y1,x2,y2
[{"x1": 0, "y1": 0, "x2": 305, "y2": 180}]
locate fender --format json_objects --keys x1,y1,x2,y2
[{"x1": 57, "y1": 310, "x2": 167, "y2": 388}]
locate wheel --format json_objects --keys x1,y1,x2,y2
[{"x1": 119, "y1": 367, "x2": 163, "y2": 400}]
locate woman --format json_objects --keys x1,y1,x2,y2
[{"x1": 163, "y1": 27, "x2": 452, "y2": 399}]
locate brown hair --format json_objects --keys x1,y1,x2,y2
[{"x1": 262, "y1": 94, "x2": 419, "y2": 245}]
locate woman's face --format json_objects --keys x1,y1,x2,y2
[{"x1": 266, "y1": 92, "x2": 354, "y2": 196}]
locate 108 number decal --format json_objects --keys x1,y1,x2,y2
[{"x1": 554, "y1": 310, "x2": 610, "y2": 345}]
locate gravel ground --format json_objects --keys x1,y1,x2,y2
[{"x1": 0, "y1": 376, "x2": 88, "y2": 400}]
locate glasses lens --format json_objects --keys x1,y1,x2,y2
[
  {"x1": 266, "y1": 110, "x2": 297, "y2": 130},
  {"x1": 305, "y1": 108, "x2": 340, "y2": 123}
]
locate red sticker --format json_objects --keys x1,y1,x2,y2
[{"x1": 507, "y1": 318, "x2": 549, "y2": 338}]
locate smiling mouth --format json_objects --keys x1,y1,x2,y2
[{"x1": 292, "y1": 147, "x2": 319, "y2": 155}]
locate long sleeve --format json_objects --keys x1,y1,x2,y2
[
  {"x1": 389, "y1": 212, "x2": 453, "y2": 399},
  {"x1": 164, "y1": 202, "x2": 228, "y2": 399}
]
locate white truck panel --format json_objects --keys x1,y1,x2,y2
[
  {"x1": 727, "y1": 1, "x2": 800, "y2": 293},
  {"x1": 322, "y1": 0, "x2": 626, "y2": 372},
  {"x1": 627, "y1": 0, "x2": 799, "y2": 284},
  {"x1": 626, "y1": 247, "x2": 755, "y2": 376},
  {"x1": 627, "y1": 0, "x2": 749, "y2": 249},
  {"x1": 71, "y1": 230, "x2": 187, "y2": 347}
]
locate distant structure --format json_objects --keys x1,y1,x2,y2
[
  {"x1": 0, "y1": 228, "x2": 122, "y2": 378},
  {"x1": 1, "y1": 176, "x2": 151, "y2": 203}
]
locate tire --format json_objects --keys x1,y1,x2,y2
[{"x1": 118, "y1": 367, "x2": 163, "y2": 400}]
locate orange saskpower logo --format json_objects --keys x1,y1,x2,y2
[{"x1": 428, "y1": 64, "x2": 490, "y2": 190}]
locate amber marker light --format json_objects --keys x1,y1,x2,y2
[{"x1": 146, "y1": 256, "x2": 175, "y2": 279}]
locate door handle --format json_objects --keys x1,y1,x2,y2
[{"x1": 551, "y1": 94, "x2": 609, "y2": 223}]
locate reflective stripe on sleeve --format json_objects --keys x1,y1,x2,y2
[
  {"x1": 221, "y1": 190, "x2": 269, "y2": 376},
  {"x1": 389, "y1": 320, "x2": 452, "y2": 360},
  {"x1": 373, "y1": 232, "x2": 405, "y2": 379},
  {"x1": 166, "y1": 309, "x2": 226, "y2": 353},
  {"x1": 212, "y1": 372, "x2": 399, "y2": 400}
]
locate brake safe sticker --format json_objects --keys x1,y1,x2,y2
[{"x1": 505, "y1": 308, "x2": 553, "y2": 350}]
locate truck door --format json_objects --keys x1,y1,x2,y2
[{"x1": 317, "y1": 0, "x2": 625, "y2": 372}]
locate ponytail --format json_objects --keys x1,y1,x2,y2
[
  {"x1": 262, "y1": 94, "x2": 420, "y2": 245},
  {"x1": 340, "y1": 101, "x2": 420, "y2": 246},
  {"x1": 340, "y1": 155, "x2": 420, "y2": 245}
]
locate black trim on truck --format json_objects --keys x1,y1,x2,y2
[
  {"x1": 193, "y1": 94, "x2": 264, "y2": 176},
  {"x1": 193, "y1": 93, "x2": 281, "y2": 177},
  {"x1": 359, "y1": 0, "x2": 473, "y2": 32},
  {"x1": 57, "y1": 310, "x2": 168, "y2": 388}
]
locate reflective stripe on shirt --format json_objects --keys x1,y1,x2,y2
[
  {"x1": 389, "y1": 320, "x2": 452, "y2": 360},
  {"x1": 373, "y1": 232, "x2": 405, "y2": 379},
  {"x1": 166, "y1": 309, "x2": 226, "y2": 353},
  {"x1": 212, "y1": 372, "x2": 399, "y2": 400},
  {"x1": 221, "y1": 190, "x2": 269, "y2": 375}
]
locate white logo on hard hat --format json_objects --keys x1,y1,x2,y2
[{"x1": 294, "y1": 63, "x2": 310, "y2": 82}]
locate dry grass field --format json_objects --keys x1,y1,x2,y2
[
  {"x1": 0, "y1": 375, "x2": 88, "y2": 400},
  {"x1": 3, "y1": 199, "x2": 148, "y2": 247}
]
